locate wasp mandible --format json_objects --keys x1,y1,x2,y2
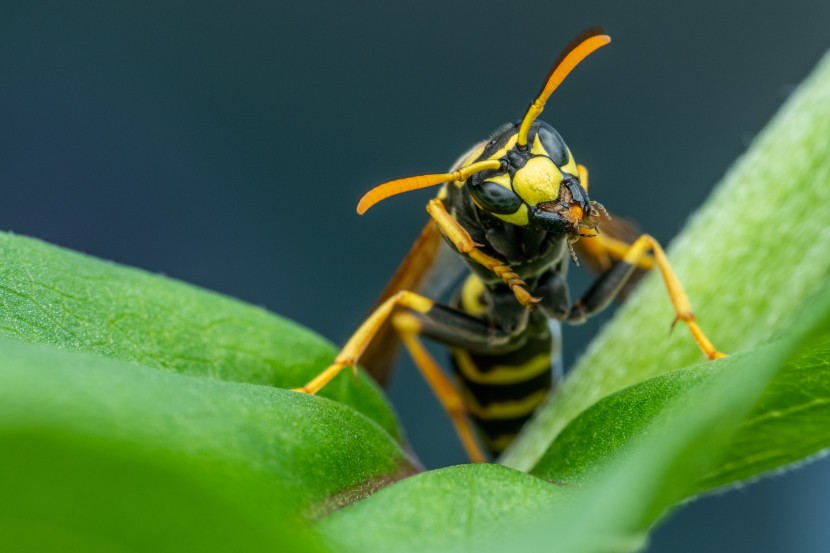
[{"x1": 296, "y1": 30, "x2": 725, "y2": 463}]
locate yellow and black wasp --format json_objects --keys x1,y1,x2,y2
[{"x1": 296, "y1": 30, "x2": 725, "y2": 462}]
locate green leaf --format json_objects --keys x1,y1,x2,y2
[
  {"x1": 0, "y1": 433, "x2": 326, "y2": 553},
  {"x1": 501, "y1": 46, "x2": 830, "y2": 471},
  {"x1": 316, "y1": 464, "x2": 565, "y2": 553},
  {"x1": 696, "y1": 332, "x2": 830, "y2": 492},
  {"x1": 0, "y1": 232, "x2": 400, "y2": 439},
  {"x1": 532, "y1": 330, "x2": 830, "y2": 494},
  {"x1": 490, "y1": 281, "x2": 830, "y2": 553},
  {"x1": 0, "y1": 337, "x2": 416, "y2": 525}
]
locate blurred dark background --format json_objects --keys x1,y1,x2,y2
[{"x1": 2, "y1": 1, "x2": 829, "y2": 550}]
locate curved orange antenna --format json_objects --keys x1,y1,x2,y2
[
  {"x1": 357, "y1": 173, "x2": 452, "y2": 214},
  {"x1": 357, "y1": 159, "x2": 501, "y2": 214},
  {"x1": 517, "y1": 31, "x2": 611, "y2": 147}
]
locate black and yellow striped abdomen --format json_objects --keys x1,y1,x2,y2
[{"x1": 450, "y1": 274, "x2": 559, "y2": 455}]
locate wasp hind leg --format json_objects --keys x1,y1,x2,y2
[
  {"x1": 568, "y1": 234, "x2": 726, "y2": 360},
  {"x1": 293, "y1": 290, "x2": 491, "y2": 462},
  {"x1": 393, "y1": 312, "x2": 487, "y2": 463}
]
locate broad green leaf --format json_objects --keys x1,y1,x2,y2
[
  {"x1": 532, "y1": 331, "x2": 830, "y2": 494},
  {"x1": 502, "y1": 46, "x2": 830, "y2": 471},
  {"x1": 0, "y1": 232, "x2": 400, "y2": 439},
  {"x1": 487, "y1": 281, "x2": 830, "y2": 553},
  {"x1": 0, "y1": 337, "x2": 416, "y2": 522},
  {"x1": 0, "y1": 433, "x2": 326, "y2": 553},
  {"x1": 697, "y1": 333, "x2": 830, "y2": 492},
  {"x1": 316, "y1": 464, "x2": 565, "y2": 553}
]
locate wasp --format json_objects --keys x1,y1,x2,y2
[{"x1": 295, "y1": 30, "x2": 725, "y2": 462}]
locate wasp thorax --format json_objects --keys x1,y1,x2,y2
[{"x1": 512, "y1": 157, "x2": 563, "y2": 206}]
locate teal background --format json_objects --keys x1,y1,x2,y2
[{"x1": 1, "y1": 1, "x2": 828, "y2": 550}]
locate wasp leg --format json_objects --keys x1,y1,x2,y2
[
  {"x1": 296, "y1": 290, "x2": 525, "y2": 394},
  {"x1": 426, "y1": 198, "x2": 540, "y2": 308},
  {"x1": 579, "y1": 228, "x2": 654, "y2": 272},
  {"x1": 295, "y1": 290, "x2": 525, "y2": 462},
  {"x1": 393, "y1": 312, "x2": 488, "y2": 463},
  {"x1": 293, "y1": 291, "x2": 435, "y2": 394},
  {"x1": 568, "y1": 234, "x2": 726, "y2": 360}
]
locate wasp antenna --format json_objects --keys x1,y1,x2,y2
[
  {"x1": 516, "y1": 30, "x2": 611, "y2": 148},
  {"x1": 357, "y1": 159, "x2": 500, "y2": 214}
]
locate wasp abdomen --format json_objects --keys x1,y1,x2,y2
[{"x1": 450, "y1": 274, "x2": 556, "y2": 455}]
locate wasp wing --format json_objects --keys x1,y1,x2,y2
[{"x1": 359, "y1": 220, "x2": 466, "y2": 386}]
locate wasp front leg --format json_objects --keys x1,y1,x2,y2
[
  {"x1": 294, "y1": 289, "x2": 529, "y2": 462},
  {"x1": 568, "y1": 234, "x2": 725, "y2": 360},
  {"x1": 294, "y1": 291, "x2": 434, "y2": 394},
  {"x1": 426, "y1": 198, "x2": 540, "y2": 308}
]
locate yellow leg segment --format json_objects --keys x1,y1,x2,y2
[
  {"x1": 394, "y1": 312, "x2": 487, "y2": 463},
  {"x1": 293, "y1": 291, "x2": 434, "y2": 394},
  {"x1": 623, "y1": 235, "x2": 726, "y2": 360},
  {"x1": 426, "y1": 198, "x2": 540, "y2": 308},
  {"x1": 579, "y1": 227, "x2": 654, "y2": 272},
  {"x1": 294, "y1": 288, "x2": 488, "y2": 463},
  {"x1": 602, "y1": 235, "x2": 654, "y2": 269}
]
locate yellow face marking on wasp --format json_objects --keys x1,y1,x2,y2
[
  {"x1": 486, "y1": 172, "x2": 512, "y2": 188},
  {"x1": 533, "y1": 132, "x2": 579, "y2": 180},
  {"x1": 560, "y1": 148, "x2": 578, "y2": 177},
  {"x1": 513, "y1": 156, "x2": 563, "y2": 206},
  {"x1": 532, "y1": 133, "x2": 578, "y2": 179},
  {"x1": 496, "y1": 203, "x2": 529, "y2": 226}
]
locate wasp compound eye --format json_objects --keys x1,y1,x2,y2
[
  {"x1": 537, "y1": 125, "x2": 569, "y2": 167},
  {"x1": 470, "y1": 180, "x2": 523, "y2": 215}
]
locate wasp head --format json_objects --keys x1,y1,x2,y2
[
  {"x1": 467, "y1": 122, "x2": 602, "y2": 238},
  {"x1": 354, "y1": 30, "x2": 611, "y2": 231}
]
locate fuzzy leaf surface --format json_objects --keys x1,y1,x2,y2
[{"x1": 0, "y1": 232, "x2": 400, "y2": 438}]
